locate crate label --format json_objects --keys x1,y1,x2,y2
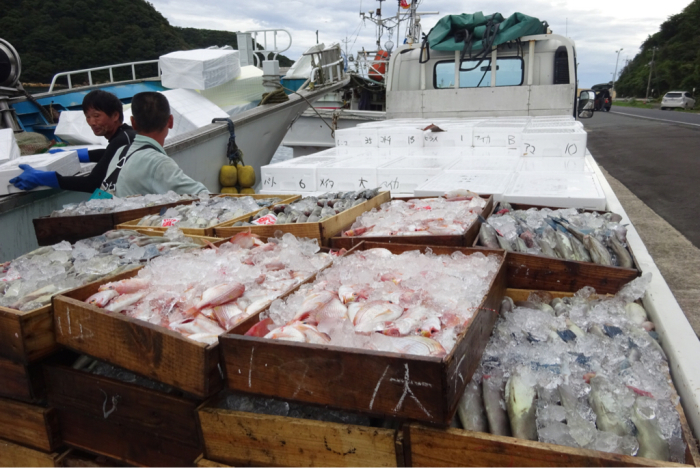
[
  {"x1": 161, "y1": 218, "x2": 181, "y2": 227},
  {"x1": 252, "y1": 214, "x2": 277, "y2": 225}
]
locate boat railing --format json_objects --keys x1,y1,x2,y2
[
  {"x1": 304, "y1": 45, "x2": 345, "y2": 88},
  {"x1": 241, "y1": 29, "x2": 293, "y2": 66},
  {"x1": 356, "y1": 50, "x2": 390, "y2": 85},
  {"x1": 47, "y1": 60, "x2": 161, "y2": 93}
]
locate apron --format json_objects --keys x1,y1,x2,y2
[{"x1": 100, "y1": 141, "x2": 159, "y2": 195}]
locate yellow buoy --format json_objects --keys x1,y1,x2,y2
[
  {"x1": 237, "y1": 164, "x2": 256, "y2": 188},
  {"x1": 240, "y1": 187, "x2": 256, "y2": 194},
  {"x1": 221, "y1": 187, "x2": 238, "y2": 194},
  {"x1": 219, "y1": 164, "x2": 238, "y2": 187}
]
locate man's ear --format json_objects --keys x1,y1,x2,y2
[
  {"x1": 168, "y1": 114, "x2": 174, "y2": 129},
  {"x1": 130, "y1": 116, "x2": 137, "y2": 131}
]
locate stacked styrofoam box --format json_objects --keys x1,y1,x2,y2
[
  {"x1": 123, "y1": 89, "x2": 229, "y2": 145},
  {"x1": 316, "y1": 155, "x2": 400, "y2": 191},
  {"x1": 334, "y1": 127, "x2": 379, "y2": 148},
  {"x1": 160, "y1": 49, "x2": 241, "y2": 90},
  {"x1": 395, "y1": 147, "x2": 471, "y2": 158},
  {"x1": 414, "y1": 171, "x2": 515, "y2": 201},
  {"x1": 0, "y1": 151, "x2": 80, "y2": 195},
  {"x1": 518, "y1": 126, "x2": 588, "y2": 157},
  {"x1": 376, "y1": 156, "x2": 459, "y2": 195},
  {"x1": 0, "y1": 129, "x2": 20, "y2": 163},
  {"x1": 55, "y1": 111, "x2": 109, "y2": 146},
  {"x1": 472, "y1": 120, "x2": 529, "y2": 148},
  {"x1": 375, "y1": 126, "x2": 424, "y2": 148},
  {"x1": 472, "y1": 147, "x2": 519, "y2": 157},
  {"x1": 515, "y1": 157, "x2": 590, "y2": 173},
  {"x1": 503, "y1": 172, "x2": 606, "y2": 210},
  {"x1": 261, "y1": 151, "x2": 350, "y2": 192},
  {"x1": 446, "y1": 155, "x2": 519, "y2": 172},
  {"x1": 198, "y1": 66, "x2": 265, "y2": 112}
]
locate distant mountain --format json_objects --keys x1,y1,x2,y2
[
  {"x1": 615, "y1": 0, "x2": 700, "y2": 97},
  {"x1": 0, "y1": 0, "x2": 293, "y2": 84}
]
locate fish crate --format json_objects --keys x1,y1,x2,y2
[
  {"x1": 0, "y1": 438, "x2": 70, "y2": 468},
  {"x1": 43, "y1": 357, "x2": 203, "y2": 467},
  {"x1": 116, "y1": 193, "x2": 300, "y2": 237},
  {"x1": 196, "y1": 392, "x2": 403, "y2": 467},
  {"x1": 329, "y1": 195, "x2": 494, "y2": 250},
  {"x1": 474, "y1": 202, "x2": 642, "y2": 276},
  {"x1": 218, "y1": 242, "x2": 507, "y2": 426},
  {"x1": 59, "y1": 449, "x2": 134, "y2": 467},
  {"x1": 0, "y1": 396, "x2": 61, "y2": 452},
  {"x1": 51, "y1": 246, "x2": 333, "y2": 398},
  {"x1": 194, "y1": 455, "x2": 231, "y2": 467},
  {"x1": 213, "y1": 191, "x2": 391, "y2": 246},
  {"x1": 32, "y1": 198, "x2": 198, "y2": 246},
  {"x1": 0, "y1": 356, "x2": 46, "y2": 402},
  {"x1": 402, "y1": 287, "x2": 700, "y2": 468}
]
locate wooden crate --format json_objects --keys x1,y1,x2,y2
[
  {"x1": 117, "y1": 193, "x2": 300, "y2": 237},
  {"x1": 0, "y1": 397, "x2": 61, "y2": 452},
  {"x1": 52, "y1": 252, "x2": 332, "y2": 398},
  {"x1": 214, "y1": 191, "x2": 392, "y2": 246},
  {"x1": 218, "y1": 242, "x2": 507, "y2": 425},
  {"x1": 329, "y1": 195, "x2": 494, "y2": 250},
  {"x1": 474, "y1": 202, "x2": 641, "y2": 273},
  {"x1": 32, "y1": 199, "x2": 198, "y2": 246},
  {"x1": 0, "y1": 438, "x2": 69, "y2": 468},
  {"x1": 194, "y1": 455, "x2": 230, "y2": 467},
  {"x1": 0, "y1": 356, "x2": 45, "y2": 402},
  {"x1": 44, "y1": 361, "x2": 203, "y2": 467},
  {"x1": 60, "y1": 449, "x2": 133, "y2": 467},
  {"x1": 197, "y1": 393, "x2": 401, "y2": 467}
]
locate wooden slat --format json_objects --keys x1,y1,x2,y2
[
  {"x1": 0, "y1": 438, "x2": 65, "y2": 467},
  {"x1": 0, "y1": 305, "x2": 56, "y2": 364},
  {"x1": 44, "y1": 364, "x2": 202, "y2": 448},
  {"x1": 59, "y1": 449, "x2": 131, "y2": 467},
  {"x1": 0, "y1": 356, "x2": 45, "y2": 402},
  {"x1": 56, "y1": 409, "x2": 200, "y2": 467},
  {"x1": 0, "y1": 397, "x2": 60, "y2": 452},
  {"x1": 194, "y1": 455, "x2": 231, "y2": 467},
  {"x1": 406, "y1": 424, "x2": 689, "y2": 467},
  {"x1": 198, "y1": 406, "x2": 398, "y2": 467}
]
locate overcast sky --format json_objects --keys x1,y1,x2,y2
[{"x1": 150, "y1": 0, "x2": 691, "y2": 89}]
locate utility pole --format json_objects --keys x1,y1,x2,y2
[
  {"x1": 645, "y1": 47, "x2": 657, "y2": 103},
  {"x1": 612, "y1": 48, "x2": 623, "y2": 96}
]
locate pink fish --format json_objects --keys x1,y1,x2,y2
[
  {"x1": 86, "y1": 290, "x2": 119, "y2": 308},
  {"x1": 212, "y1": 302, "x2": 245, "y2": 330},
  {"x1": 105, "y1": 291, "x2": 148, "y2": 313},
  {"x1": 292, "y1": 323, "x2": 331, "y2": 344},
  {"x1": 385, "y1": 335, "x2": 446, "y2": 356},
  {"x1": 264, "y1": 325, "x2": 306, "y2": 342},
  {"x1": 353, "y1": 301, "x2": 404, "y2": 333},
  {"x1": 382, "y1": 306, "x2": 430, "y2": 337},
  {"x1": 196, "y1": 282, "x2": 245, "y2": 310},
  {"x1": 229, "y1": 231, "x2": 263, "y2": 249},
  {"x1": 99, "y1": 278, "x2": 150, "y2": 294},
  {"x1": 293, "y1": 290, "x2": 336, "y2": 322},
  {"x1": 170, "y1": 314, "x2": 225, "y2": 336},
  {"x1": 245, "y1": 318, "x2": 276, "y2": 337},
  {"x1": 299, "y1": 298, "x2": 347, "y2": 326}
]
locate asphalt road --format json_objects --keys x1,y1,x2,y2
[{"x1": 581, "y1": 108, "x2": 700, "y2": 247}]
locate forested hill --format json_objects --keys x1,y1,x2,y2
[
  {"x1": 0, "y1": 0, "x2": 293, "y2": 84},
  {"x1": 616, "y1": 0, "x2": 700, "y2": 97}
]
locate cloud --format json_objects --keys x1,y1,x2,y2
[{"x1": 149, "y1": 0, "x2": 691, "y2": 88}]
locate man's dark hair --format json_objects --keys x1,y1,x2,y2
[
  {"x1": 130, "y1": 92, "x2": 171, "y2": 133},
  {"x1": 82, "y1": 90, "x2": 124, "y2": 121}
]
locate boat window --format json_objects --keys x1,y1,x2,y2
[{"x1": 434, "y1": 57, "x2": 524, "y2": 88}]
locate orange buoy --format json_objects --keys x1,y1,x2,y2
[{"x1": 369, "y1": 50, "x2": 389, "y2": 82}]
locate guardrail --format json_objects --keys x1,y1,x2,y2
[
  {"x1": 48, "y1": 60, "x2": 160, "y2": 93},
  {"x1": 242, "y1": 29, "x2": 293, "y2": 66},
  {"x1": 304, "y1": 45, "x2": 345, "y2": 88}
]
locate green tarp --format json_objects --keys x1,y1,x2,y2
[{"x1": 427, "y1": 12, "x2": 547, "y2": 53}]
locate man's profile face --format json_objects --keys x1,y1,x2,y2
[{"x1": 84, "y1": 108, "x2": 121, "y2": 137}]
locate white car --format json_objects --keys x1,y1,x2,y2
[{"x1": 661, "y1": 91, "x2": 696, "y2": 110}]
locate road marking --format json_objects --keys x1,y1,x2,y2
[{"x1": 611, "y1": 111, "x2": 700, "y2": 127}]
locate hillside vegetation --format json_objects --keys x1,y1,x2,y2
[
  {"x1": 0, "y1": 0, "x2": 293, "y2": 84},
  {"x1": 616, "y1": 0, "x2": 700, "y2": 97}
]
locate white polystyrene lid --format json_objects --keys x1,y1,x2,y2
[
  {"x1": 323, "y1": 155, "x2": 398, "y2": 168},
  {"x1": 522, "y1": 128, "x2": 583, "y2": 134},
  {"x1": 379, "y1": 156, "x2": 456, "y2": 170},
  {"x1": 447, "y1": 156, "x2": 519, "y2": 171},
  {"x1": 274, "y1": 156, "x2": 342, "y2": 167},
  {"x1": 415, "y1": 170, "x2": 514, "y2": 194},
  {"x1": 0, "y1": 151, "x2": 78, "y2": 172},
  {"x1": 506, "y1": 172, "x2": 605, "y2": 198}
]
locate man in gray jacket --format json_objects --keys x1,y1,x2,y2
[{"x1": 101, "y1": 92, "x2": 208, "y2": 197}]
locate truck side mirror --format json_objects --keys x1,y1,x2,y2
[{"x1": 578, "y1": 91, "x2": 594, "y2": 119}]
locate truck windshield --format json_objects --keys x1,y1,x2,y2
[{"x1": 434, "y1": 57, "x2": 524, "y2": 89}]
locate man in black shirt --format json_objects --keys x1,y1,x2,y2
[{"x1": 11, "y1": 90, "x2": 136, "y2": 193}]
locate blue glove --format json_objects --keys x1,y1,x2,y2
[
  {"x1": 9, "y1": 165, "x2": 60, "y2": 191},
  {"x1": 49, "y1": 147, "x2": 90, "y2": 162}
]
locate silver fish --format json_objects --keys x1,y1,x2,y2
[
  {"x1": 610, "y1": 236, "x2": 634, "y2": 269},
  {"x1": 536, "y1": 238, "x2": 559, "y2": 258},
  {"x1": 479, "y1": 223, "x2": 500, "y2": 249},
  {"x1": 482, "y1": 377, "x2": 511, "y2": 436},
  {"x1": 496, "y1": 236, "x2": 513, "y2": 252},
  {"x1": 583, "y1": 235, "x2": 613, "y2": 266},
  {"x1": 589, "y1": 376, "x2": 631, "y2": 437},
  {"x1": 554, "y1": 231, "x2": 576, "y2": 261},
  {"x1": 505, "y1": 373, "x2": 537, "y2": 440},
  {"x1": 570, "y1": 236, "x2": 592, "y2": 262},
  {"x1": 631, "y1": 398, "x2": 670, "y2": 461},
  {"x1": 458, "y1": 380, "x2": 488, "y2": 432}
]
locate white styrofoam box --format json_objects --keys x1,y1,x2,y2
[
  {"x1": 472, "y1": 147, "x2": 519, "y2": 157},
  {"x1": 123, "y1": 89, "x2": 228, "y2": 145},
  {"x1": 376, "y1": 156, "x2": 459, "y2": 194},
  {"x1": 446, "y1": 156, "x2": 519, "y2": 172},
  {"x1": 519, "y1": 127, "x2": 588, "y2": 157},
  {"x1": 532, "y1": 115, "x2": 575, "y2": 121},
  {"x1": 55, "y1": 111, "x2": 109, "y2": 146},
  {"x1": 423, "y1": 128, "x2": 470, "y2": 147},
  {"x1": 0, "y1": 151, "x2": 80, "y2": 195},
  {"x1": 390, "y1": 147, "x2": 471, "y2": 158},
  {"x1": 160, "y1": 49, "x2": 241, "y2": 90},
  {"x1": 414, "y1": 171, "x2": 515, "y2": 201},
  {"x1": 472, "y1": 121, "x2": 527, "y2": 148},
  {"x1": 262, "y1": 154, "x2": 347, "y2": 192},
  {"x1": 526, "y1": 120, "x2": 583, "y2": 130},
  {"x1": 375, "y1": 127, "x2": 424, "y2": 148},
  {"x1": 0, "y1": 129, "x2": 20, "y2": 163},
  {"x1": 516, "y1": 156, "x2": 590, "y2": 173},
  {"x1": 198, "y1": 66, "x2": 265, "y2": 111},
  {"x1": 335, "y1": 127, "x2": 379, "y2": 148},
  {"x1": 316, "y1": 155, "x2": 399, "y2": 192},
  {"x1": 504, "y1": 172, "x2": 606, "y2": 210},
  {"x1": 261, "y1": 189, "x2": 327, "y2": 197}
]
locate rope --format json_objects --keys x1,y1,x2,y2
[{"x1": 260, "y1": 87, "x2": 289, "y2": 105}]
